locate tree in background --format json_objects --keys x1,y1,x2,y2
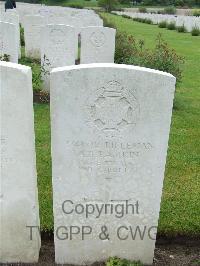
[
  {"x1": 118, "y1": 0, "x2": 130, "y2": 4},
  {"x1": 98, "y1": 0, "x2": 119, "y2": 12}
]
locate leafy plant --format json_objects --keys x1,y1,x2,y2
[
  {"x1": 114, "y1": 32, "x2": 137, "y2": 63},
  {"x1": 20, "y1": 24, "x2": 25, "y2": 46},
  {"x1": 191, "y1": 26, "x2": 200, "y2": 36},
  {"x1": 167, "y1": 22, "x2": 176, "y2": 30},
  {"x1": 132, "y1": 17, "x2": 152, "y2": 24},
  {"x1": 122, "y1": 14, "x2": 132, "y2": 19},
  {"x1": 164, "y1": 6, "x2": 176, "y2": 14},
  {"x1": 158, "y1": 21, "x2": 167, "y2": 28},
  {"x1": 174, "y1": 0, "x2": 184, "y2": 7},
  {"x1": 176, "y1": 24, "x2": 187, "y2": 33},
  {"x1": 139, "y1": 7, "x2": 147, "y2": 13},
  {"x1": 193, "y1": 9, "x2": 200, "y2": 17},
  {"x1": 68, "y1": 3, "x2": 83, "y2": 8},
  {"x1": 114, "y1": 30, "x2": 184, "y2": 82},
  {"x1": 98, "y1": 0, "x2": 119, "y2": 12},
  {"x1": 19, "y1": 56, "x2": 42, "y2": 92},
  {"x1": 118, "y1": 0, "x2": 129, "y2": 4},
  {"x1": 106, "y1": 257, "x2": 143, "y2": 266},
  {"x1": 145, "y1": 18, "x2": 152, "y2": 24},
  {"x1": 0, "y1": 54, "x2": 10, "y2": 62},
  {"x1": 41, "y1": 54, "x2": 51, "y2": 77}
]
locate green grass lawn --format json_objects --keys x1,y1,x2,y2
[
  {"x1": 34, "y1": 104, "x2": 53, "y2": 230},
  {"x1": 27, "y1": 15, "x2": 200, "y2": 235}
]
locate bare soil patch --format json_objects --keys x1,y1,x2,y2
[{"x1": 1, "y1": 236, "x2": 199, "y2": 266}]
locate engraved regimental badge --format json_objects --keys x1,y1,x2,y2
[{"x1": 85, "y1": 80, "x2": 140, "y2": 137}]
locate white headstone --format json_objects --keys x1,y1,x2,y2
[
  {"x1": 0, "y1": 1, "x2": 4, "y2": 12},
  {"x1": 50, "y1": 64, "x2": 176, "y2": 265},
  {"x1": 38, "y1": 6, "x2": 50, "y2": 23},
  {"x1": 24, "y1": 15, "x2": 45, "y2": 59},
  {"x1": 0, "y1": 61, "x2": 41, "y2": 263},
  {"x1": 80, "y1": 27, "x2": 116, "y2": 64},
  {"x1": 83, "y1": 15, "x2": 103, "y2": 27},
  {"x1": 0, "y1": 22, "x2": 18, "y2": 63},
  {"x1": 0, "y1": 12, "x2": 21, "y2": 58},
  {"x1": 41, "y1": 24, "x2": 77, "y2": 92}
]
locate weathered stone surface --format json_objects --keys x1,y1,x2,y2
[
  {"x1": 80, "y1": 27, "x2": 116, "y2": 64},
  {"x1": 0, "y1": 12, "x2": 21, "y2": 58},
  {"x1": 50, "y1": 64, "x2": 176, "y2": 265},
  {"x1": 23, "y1": 15, "x2": 45, "y2": 59},
  {"x1": 41, "y1": 24, "x2": 77, "y2": 92},
  {"x1": 0, "y1": 61, "x2": 41, "y2": 263},
  {"x1": 0, "y1": 22, "x2": 18, "y2": 63}
]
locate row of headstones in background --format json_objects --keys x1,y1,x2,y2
[
  {"x1": 0, "y1": 9, "x2": 115, "y2": 89},
  {"x1": 0, "y1": 22, "x2": 18, "y2": 63},
  {"x1": 0, "y1": 60, "x2": 176, "y2": 265},
  {"x1": 4, "y1": 2, "x2": 199, "y2": 33},
  {"x1": 10, "y1": 4, "x2": 103, "y2": 32},
  {"x1": 39, "y1": 8, "x2": 103, "y2": 31},
  {"x1": 23, "y1": 13, "x2": 103, "y2": 59},
  {"x1": 41, "y1": 25, "x2": 116, "y2": 91},
  {"x1": 0, "y1": 4, "x2": 103, "y2": 59},
  {"x1": 23, "y1": 15, "x2": 45, "y2": 59},
  {"x1": 41, "y1": 24, "x2": 78, "y2": 91},
  {"x1": 0, "y1": 61, "x2": 41, "y2": 263},
  {"x1": 0, "y1": 11, "x2": 108, "y2": 63},
  {"x1": 114, "y1": 11, "x2": 200, "y2": 32}
]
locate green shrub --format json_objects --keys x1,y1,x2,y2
[
  {"x1": 167, "y1": 22, "x2": 176, "y2": 30},
  {"x1": 132, "y1": 17, "x2": 152, "y2": 24},
  {"x1": 0, "y1": 54, "x2": 10, "y2": 62},
  {"x1": 176, "y1": 24, "x2": 187, "y2": 33},
  {"x1": 98, "y1": 0, "x2": 119, "y2": 12},
  {"x1": 68, "y1": 3, "x2": 83, "y2": 8},
  {"x1": 145, "y1": 18, "x2": 152, "y2": 24},
  {"x1": 100, "y1": 15, "x2": 184, "y2": 82},
  {"x1": 164, "y1": 6, "x2": 176, "y2": 14},
  {"x1": 140, "y1": 18, "x2": 145, "y2": 23},
  {"x1": 122, "y1": 14, "x2": 131, "y2": 19},
  {"x1": 106, "y1": 257, "x2": 143, "y2": 266},
  {"x1": 193, "y1": 9, "x2": 200, "y2": 17},
  {"x1": 20, "y1": 24, "x2": 25, "y2": 46},
  {"x1": 19, "y1": 56, "x2": 42, "y2": 92},
  {"x1": 191, "y1": 26, "x2": 200, "y2": 36},
  {"x1": 139, "y1": 7, "x2": 147, "y2": 13},
  {"x1": 135, "y1": 18, "x2": 142, "y2": 22},
  {"x1": 118, "y1": 0, "x2": 129, "y2": 4},
  {"x1": 115, "y1": 32, "x2": 184, "y2": 82},
  {"x1": 102, "y1": 17, "x2": 117, "y2": 28},
  {"x1": 158, "y1": 21, "x2": 167, "y2": 28},
  {"x1": 114, "y1": 32, "x2": 136, "y2": 63},
  {"x1": 174, "y1": 0, "x2": 184, "y2": 7}
]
